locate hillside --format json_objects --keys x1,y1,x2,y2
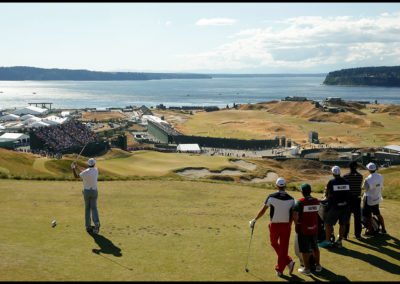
[
  {"x1": 323, "y1": 66, "x2": 400, "y2": 87},
  {"x1": 0, "y1": 66, "x2": 211, "y2": 81},
  {"x1": 173, "y1": 101, "x2": 400, "y2": 147}
]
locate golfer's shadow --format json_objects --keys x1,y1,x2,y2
[{"x1": 90, "y1": 232, "x2": 122, "y2": 257}]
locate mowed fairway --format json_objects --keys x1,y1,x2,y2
[
  {"x1": 97, "y1": 150, "x2": 233, "y2": 177},
  {"x1": 0, "y1": 180, "x2": 399, "y2": 281}
]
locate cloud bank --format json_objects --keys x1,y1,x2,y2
[{"x1": 182, "y1": 12, "x2": 400, "y2": 72}]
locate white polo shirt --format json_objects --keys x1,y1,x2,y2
[
  {"x1": 363, "y1": 172, "x2": 383, "y2": 206},
  {"x1": 265, "y1": 191, "x2": 295, "y2": 223},
  {"x1": 79, "y1": 167, "x2": 98, "y2": 190}
]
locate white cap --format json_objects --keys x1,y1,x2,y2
[
  {"x1": 366, "y1": 162, "x2": 377, "y2": 171},
  {"x1": 88, "y1": 158, "x2": 96, "y2": 166},
  {"x1": 331, "y1": 166, "x2": 341, "y2": 176},
  {"x1": 276, "y1": 177, "x2": 286, "y2": 187}
]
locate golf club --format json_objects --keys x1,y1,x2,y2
[
  {"x1": 245, "y1": 225, "x2": 255, "y2": 273},
  {"x1": 73, "y1": 141, "x2": 90, "y2": 164}
]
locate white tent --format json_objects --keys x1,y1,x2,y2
[
  {"x1": 13, "y1": 106, "x2": 48, "y2": 116},
  {"x1": 23, "y1": 117, "x2": 42, "y2": 125},
  {"x1": 42, "y1": 115, "x2": 67, "y2": 125},
  {"x1": 21, "y1": 114, "x2": 36, "y2": 121},
  {"x1": 0, "y1": 133, "x2": 29, "y2": 143},
  {"x1": 61, "y1": 111, "x2": 70, "y2": 117},
  {"x1": 177, "y1": 144, "x2": 201, "y2": 153},
  {"x1": 384, "y1": 145, "x2": 400, "y2": 153},
  {"x1": 0, "y1": 114, "x2": 20, "y2": 121},
  {"x1": 141, "y1": 115, "x2": 168, "y2": 125},
  {"x1": 27, "y1": 121, "x2": 50, "y2": 128}
]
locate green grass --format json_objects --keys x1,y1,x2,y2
[
  {"x1": 97, "y1": 150, "x2": 233, "y2": 177},
  {"x1": 0, "y1": 179, "x2": 399, "y2": 281}
]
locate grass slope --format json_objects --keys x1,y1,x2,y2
[{"x1": 0, "y1": 179, "x2": 399, "y2": 281}]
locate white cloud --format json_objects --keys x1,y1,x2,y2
[
  {"x1": 196, "y1": 18, "x2": 237, "y2": 26},
  {"x1": 181, "y1": 13, "x2": 400, "y2": 72},
  {"x1": 165, "y1": 21, "x2": 172, "y2": 27}
]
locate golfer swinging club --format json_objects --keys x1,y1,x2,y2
[{"x1": 71, "y1": 158, "x2": 100, "y2": 234}]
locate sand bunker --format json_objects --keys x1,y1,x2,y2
[
  {"x1": 241, "y1": 172, "x2": 279, "y2": 183},
  {"x1": 176, "y1": 168, "x2": 245, "y2": 178}
]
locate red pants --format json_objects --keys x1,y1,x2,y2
[{"x1": 269, "y1": 223, "x2": 293, "y2": 273}]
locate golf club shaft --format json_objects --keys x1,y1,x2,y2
[
  {"x1": 73, "y1": 141, "x2": 90, "y2": 164},
  {"x1": 245, "y1": 226, "x2": 254, "y2": 271}
]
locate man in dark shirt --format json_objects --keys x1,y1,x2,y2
[
  {"x1": 319, "y1": 166, "x2": 351, "y2": 248},
  {"x1": 343, "y1": 161, "x2": 363, "y2": 239}
]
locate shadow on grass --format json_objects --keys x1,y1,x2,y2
[
  {"x1": 90, "y1": 232, "x2": 133, "y2": 271},
  {"x1": 308, "y1": 267, "x2": 350, "y2": 282},
  {"x1": 347, "y1": 234, "x2": 400, "y2": 261},
  {"x1": 329, "y1": 244, "x2": 400, "y2": 275},
  {"x1": 281, "y1": 274, "x2": 306, "y2": 282},
  {"x1": 246, "y1": 270, "x2": 305, "y2": 282},
  {"x1": 90, "y1": 232, "x2": 122, "y2": 257}
]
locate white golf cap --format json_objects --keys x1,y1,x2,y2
[
  {"x1": 366, "y1": 162, "x2": 377, "y2": 171},
  {"x1": 88, "y1": 158, "x2": 96, "y2": 166},
  {"x1": 276, "y1": 177, "x2": 286, "y2": 187},
  {"x1": 331, "y1": 166, "x2": 341, "y2": 176}
]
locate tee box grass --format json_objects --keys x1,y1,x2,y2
[{"x1": 0, "y1": 179, "x2": 399, "y2": 281}]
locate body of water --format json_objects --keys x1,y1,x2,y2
[{"x1": 0, "y1": 76, "x2": 399, "y2": 109}]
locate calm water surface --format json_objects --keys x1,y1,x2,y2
[{"x1": 0, "y1": 76, "x2": 399, "y2": 109}]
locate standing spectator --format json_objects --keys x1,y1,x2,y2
[
  {"x1": 71, "y1": 158, "x2": 101, "y2": 234},
  {"x1": 293, "y1": 183, "x2": 322, "y2": 276},
  {"x1": 249, "y1": 177, "x2": 295, "y2": 277},
  {"x1": 362, "y1": 163, "x2": 387, "y2": 236},
  {"x1": 319, "y1": 166, "x2": 351, "y2": 248},
  {"x1": 343, "y1": 161, "x2": 363, "y2": 240}
]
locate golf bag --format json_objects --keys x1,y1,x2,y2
[
  {"x1": 318, "y1": 199, "x2": 335, "y2": 243},
  {"x1": 361, "y1": 207, "x2": 381, "y2": 235}
]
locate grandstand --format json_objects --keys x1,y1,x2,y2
[{"x1": 29, "y1": 119, "x2": 107, "y2": 155}]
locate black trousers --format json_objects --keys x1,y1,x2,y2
[{"x1": 344, "y1": 196, "x2": 362, "y2": 238}]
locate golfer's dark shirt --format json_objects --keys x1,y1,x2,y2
[
  {"x1": 326, "y1": 177, "x2": 351, "y2": 208},
  {"x1": 343, "y1": 171, "x2": 363, "y2": 198}
]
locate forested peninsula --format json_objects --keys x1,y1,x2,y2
[
  {"x1": 323, "y1": 66, "x2": 400, "y2": 87},
  {"x1": 0, "y1": 66, "x2": 211, "y2": 80}
]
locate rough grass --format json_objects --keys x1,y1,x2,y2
[{"x1": 0, "y1": 179, "x2": 399, "y2": 281}]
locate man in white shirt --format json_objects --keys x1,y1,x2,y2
[
  {"x1": 362, "y1": 162, "x2": 387, "y2": 236},
  {"x1": 72, "y1": 158, "x2": 100, "y2": 234},
  {"x1": 249, "y1": 177, "x2": 296, "y2": 277}
]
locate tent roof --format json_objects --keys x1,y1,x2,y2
[
  {"x1": 1, "y1": 114, "x2": 20, "y2": 119},
  {"x1": 384, "y1": 145, "x2": 400, "y2": 152},
  {"x1": 0, "y1": 133, "x2": 29, "y2": 140},
  {"x1": 177, "y1": 144, "x2": 201, "y2": 151}
]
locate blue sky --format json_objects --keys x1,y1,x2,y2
[{"x1": 1, "y1": 3, "x2": 400, "y2": 73}]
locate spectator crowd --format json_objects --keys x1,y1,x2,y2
[{"x1": 31, "y1": 119, "x2": 99, "y2": 153}]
